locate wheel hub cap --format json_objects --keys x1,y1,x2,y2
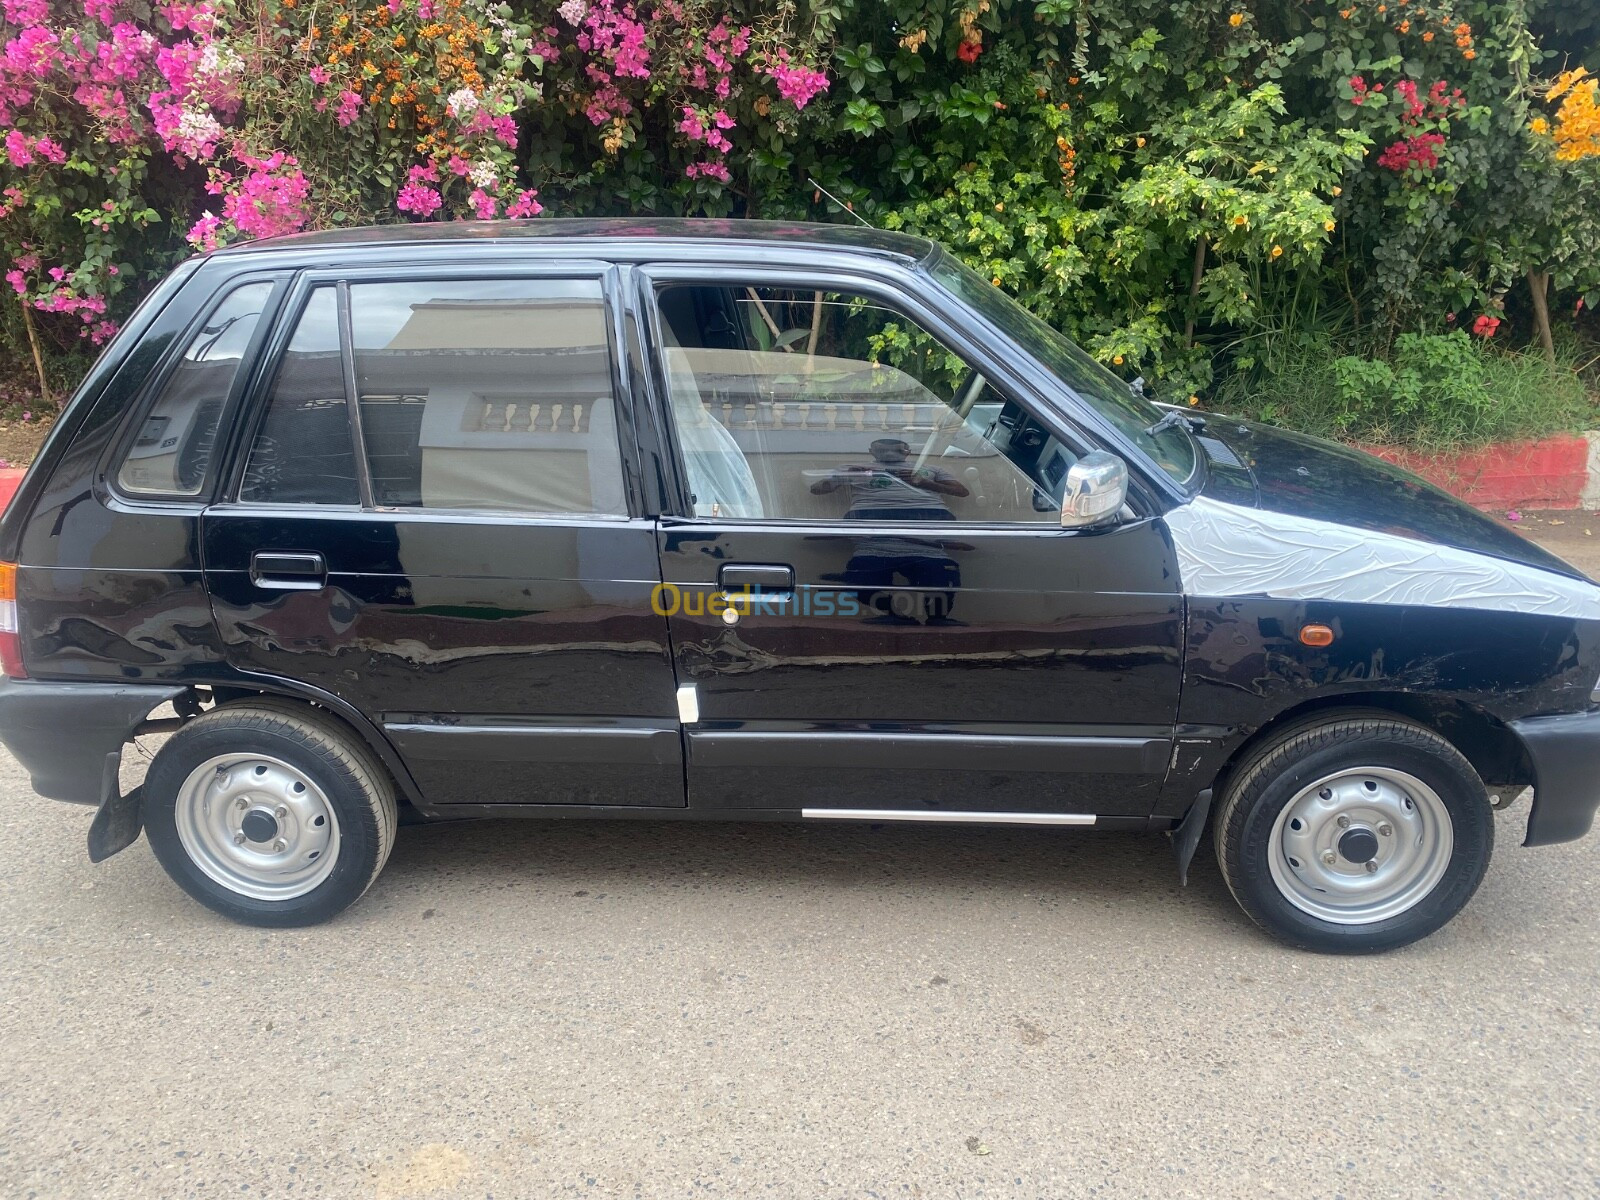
[
  {"x1": 1267, "y1": 766, "x2": 1454, "y2": 925},
  {"x1": 173, "y1": 754, "x2": 341, "y2": 901},
  {"x1": 1338, "y1": 826, "x2": 1380, "y2": 865},
  {"x1": 240, "y1": 809, "x2": 280, "y2": 844}
]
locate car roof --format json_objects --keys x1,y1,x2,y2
[{"x1": 212, "y1": 217, "x2": 937, "y2": 266}]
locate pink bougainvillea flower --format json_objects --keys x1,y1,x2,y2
[
  {"x1": 505, "y1": 189, "x2": 542, "y2": 219},
  {"x1": 334, "y1": 89, "x2": 362, "y2": 127},
  {"x1": 397, "y1": 182, "x2": 443, "y2": 217},
  {"x1": 763, "y1": 47, "x2": 828, "y2": 108}
]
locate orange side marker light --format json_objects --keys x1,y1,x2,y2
[{"x1": 1299, "y1": 623, "x2": 1336, "y2": 647}]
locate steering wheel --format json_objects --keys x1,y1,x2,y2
[{"x1": 913, "y1": 368, "x2": 989, "y2": 471}]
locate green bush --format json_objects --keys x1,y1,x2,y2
[
  {"x1": 1216, "y1": 330, "x2": 1597, "y2": 449},
  {"x1": 2, "y1": 0, "x2": 1598, "y2": 447}
]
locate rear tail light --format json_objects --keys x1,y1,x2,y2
[{"x1": 0, "y1": 562, "x2": 25, "y2": 678}]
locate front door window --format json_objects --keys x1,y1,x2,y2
[{"x1": 655, "y1": 285, "x2": 1074, "y2": 525}]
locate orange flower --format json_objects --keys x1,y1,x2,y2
[
  {"x1": 1270, "y1": 244, "x2": 1284, "y2": 258},
  {"x1": 1229, "y1": 12, "x2": 1244, "y2": 27},
  {"x1": 1464, "y1": 48, "x2": 1476, "y2": 60},
  {"x1": 1398, "y1": 19, "x2": 1409, "y2": 32},
  {"x1": 1423, "y1": 30, "x2": 1434, "y2": 41}
]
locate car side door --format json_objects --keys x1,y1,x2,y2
[
  {"x1": 637, "y1": 264, "x2": 1184, "y2": 822},
  {"x1": 201, "y1": 262, "x2": 685, "y2": 814}
]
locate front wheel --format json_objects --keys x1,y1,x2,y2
[
  {"x1": 1213, "y1": 714, "x2": 1494, "y2": 953},
  {"x1": 143, "y1": 700, "x2": 398, "y2": 927}
]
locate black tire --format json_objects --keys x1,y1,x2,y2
[
  {"x1": 143, "y1": 699, "x2": 398, "y2": 927},
  {"x1": 1213, "y1": 713, "x2": 1494, "y2": 954}
]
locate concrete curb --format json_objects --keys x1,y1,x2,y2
[
  {"x1": 1362, "y1": 433, "x2": 1600, "y2": 512},
  {"x1": 1583, "y1": 432, "x2": 1600, "y2": 511}
]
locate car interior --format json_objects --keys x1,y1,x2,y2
[{"x1": 655, "y1": 284, "x2": 1075, "y2": 523}]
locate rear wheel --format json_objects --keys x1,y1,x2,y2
[
  {"x1": 144, "y1": 700, "x2": 397, "y2": 926},
  {"x1": 1214, "y1": 714, "x2": 1493, "y2": 953}
]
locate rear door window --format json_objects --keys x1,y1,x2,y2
[
  {"x1": 239, "y1": 277, "x2": 626, "y2": 515},
  {"x1": 239, "y1": 287, "x2": 358, "y2": 505},
  {"x1": 348, "y1": 278, "x2": 625, "y2": 516}
]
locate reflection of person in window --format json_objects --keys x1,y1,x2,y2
[{"x1": 809, "y1": 438, "x2": 969, "y2": 522}]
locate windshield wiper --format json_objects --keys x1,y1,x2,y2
[{"x1": 1145, "y1": 408, "x2": 1205, "y2": 437}]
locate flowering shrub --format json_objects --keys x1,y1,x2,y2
[{"x1": 1, "y1": 0, "x2": 1597, "y2": 435}]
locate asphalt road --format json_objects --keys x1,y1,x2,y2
[{"x1": 2, "y1": 519, "x2": 1599, "y2": 1199}]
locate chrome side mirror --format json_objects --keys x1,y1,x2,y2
[{"x1": 1060, "y1": 451, "x2": 1129, "y2": 529}]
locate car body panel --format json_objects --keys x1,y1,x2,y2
[{"x1": 0, "y1": 220, "x2": 1594, "y2": 858}]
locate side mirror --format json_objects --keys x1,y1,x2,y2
[{"x1": 1060, "y1": 451, "x2": 1129, "y2": 529}]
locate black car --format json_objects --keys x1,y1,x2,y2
[{"x1": 1, "y1": 219, "x2": 1597, "y2": 952}]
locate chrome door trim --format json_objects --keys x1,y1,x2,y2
[{"x1": 801, "y1": 808, "x2": 1095, "y2": 826}]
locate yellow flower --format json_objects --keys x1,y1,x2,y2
[
  {"x1": 991, "y1": 276, "x2": 1001, "y2": 286},
  {"x1": 1112, "y1": 354, "x2": 1124, "y2": 365},
  {"x1": 1530, "y1": 117, "x2": 1549, "y2": 135},
  {"x1": 1231, "y1": 214, "x2": 1248, "y2": 227},
  {"x1": 1324, "y1": 219, "x2": 1336, "y2": 231},
  {"x1": 1229, "y1": 12, "x2": 1244, "y2": 26},
  {"x1": 1548, "y1": 69, "x2": 1600, "y2": 162},
  {"x1": 1135, "y1": 136, "x2": 1146, "y2": 147},
  {"x1": 1187, "y1": 394, "x2": 1200, "y2": 406},
  {"x1": 1270, "y1": 244, "x2": 1284, "y2": 258},
  {"x1": 1332, "y1": 185, "x2": 1342, "y2": 196},
  {"x1": 994, "y1": 202, "x2": 1004, "y2": 212}
]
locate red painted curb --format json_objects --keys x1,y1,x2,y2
[
  {"x1": 0, "y1": 467, "x2": 23, "y2": 514},
  {"x1": 1360, "y1": 435, "x2": 1591, "y2": 512}
]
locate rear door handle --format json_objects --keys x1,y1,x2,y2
[
  {"x1": 251, "y1": 551, "x2": 327, "y2": 590},
  {"x1": 718, "y1": 563, "x2": 795, "y2": 595}
]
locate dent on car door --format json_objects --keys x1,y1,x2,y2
[
  {"x1": 202, "y1": 269, "x2": 685, "y2": 813},
  {"x1": 644, "y1": 273, "x2": 1184, "y2": 820}
]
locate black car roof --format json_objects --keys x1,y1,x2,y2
[{"x1": 213, "y1": 217, "x2": 937, "y2": 266}]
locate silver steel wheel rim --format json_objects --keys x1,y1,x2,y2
[
  {"x1": 1267, "y1": 766, "x2": 1454, "y2": 925},
  {"x1": 173, "y1": 753, "x2": 340, "y2": 901}
]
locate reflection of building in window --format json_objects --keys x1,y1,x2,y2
[{"x1": 354, "y1": 297, "x2": 624, "y2": 516}]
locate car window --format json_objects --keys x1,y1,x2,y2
[
  {"x1": 117, "y1": 281, "x2": 273, "y2": 497},
  {"x1": 240, "y1": 287, "x2": 359, "y2": 505},
  {"x1": 347, "y1": 278, "x2": 625, "y2": 516},
  {"x1": 930, "y1": 254, "x2": 1198, "y2": 486},
  {"x1": 240, "y1": 278, "x2": 627, "y2": 515},
  {"x1": 655, "y1": 284, "x2": 1067, "y2": 524}
]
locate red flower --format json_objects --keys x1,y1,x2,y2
[
  {"x1": 957, "y1": 39, "x2": 982, "y2": 63},
  {"x1": 1377, "y1": 132, "x2": 1445, "y2": 171},
  {"x1": 1471, "y1": 314, "x2": 1501, "y2": 338}
]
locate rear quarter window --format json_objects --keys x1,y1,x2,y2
[{"x1": 115, "y1": 281, "x2": 274, "y2": 497}]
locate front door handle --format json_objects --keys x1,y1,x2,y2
[
  {"x1": 717, "y1": 563, "x2": 795, "y2": 594},
  {"x1": 251, "y1": 551, "x2": 327, "y2": 590}
]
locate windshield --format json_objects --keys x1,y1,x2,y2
[{"x1": 930, "y1": 254, "x2": 1198, "y2": 486}]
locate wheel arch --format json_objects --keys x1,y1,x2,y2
[
  {"x1": 198, "y1": 678, "x2": 426, "y2": 813},
  {"x1": 1212, "y1": 692, "x2": 1532, "y2": 808}
]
